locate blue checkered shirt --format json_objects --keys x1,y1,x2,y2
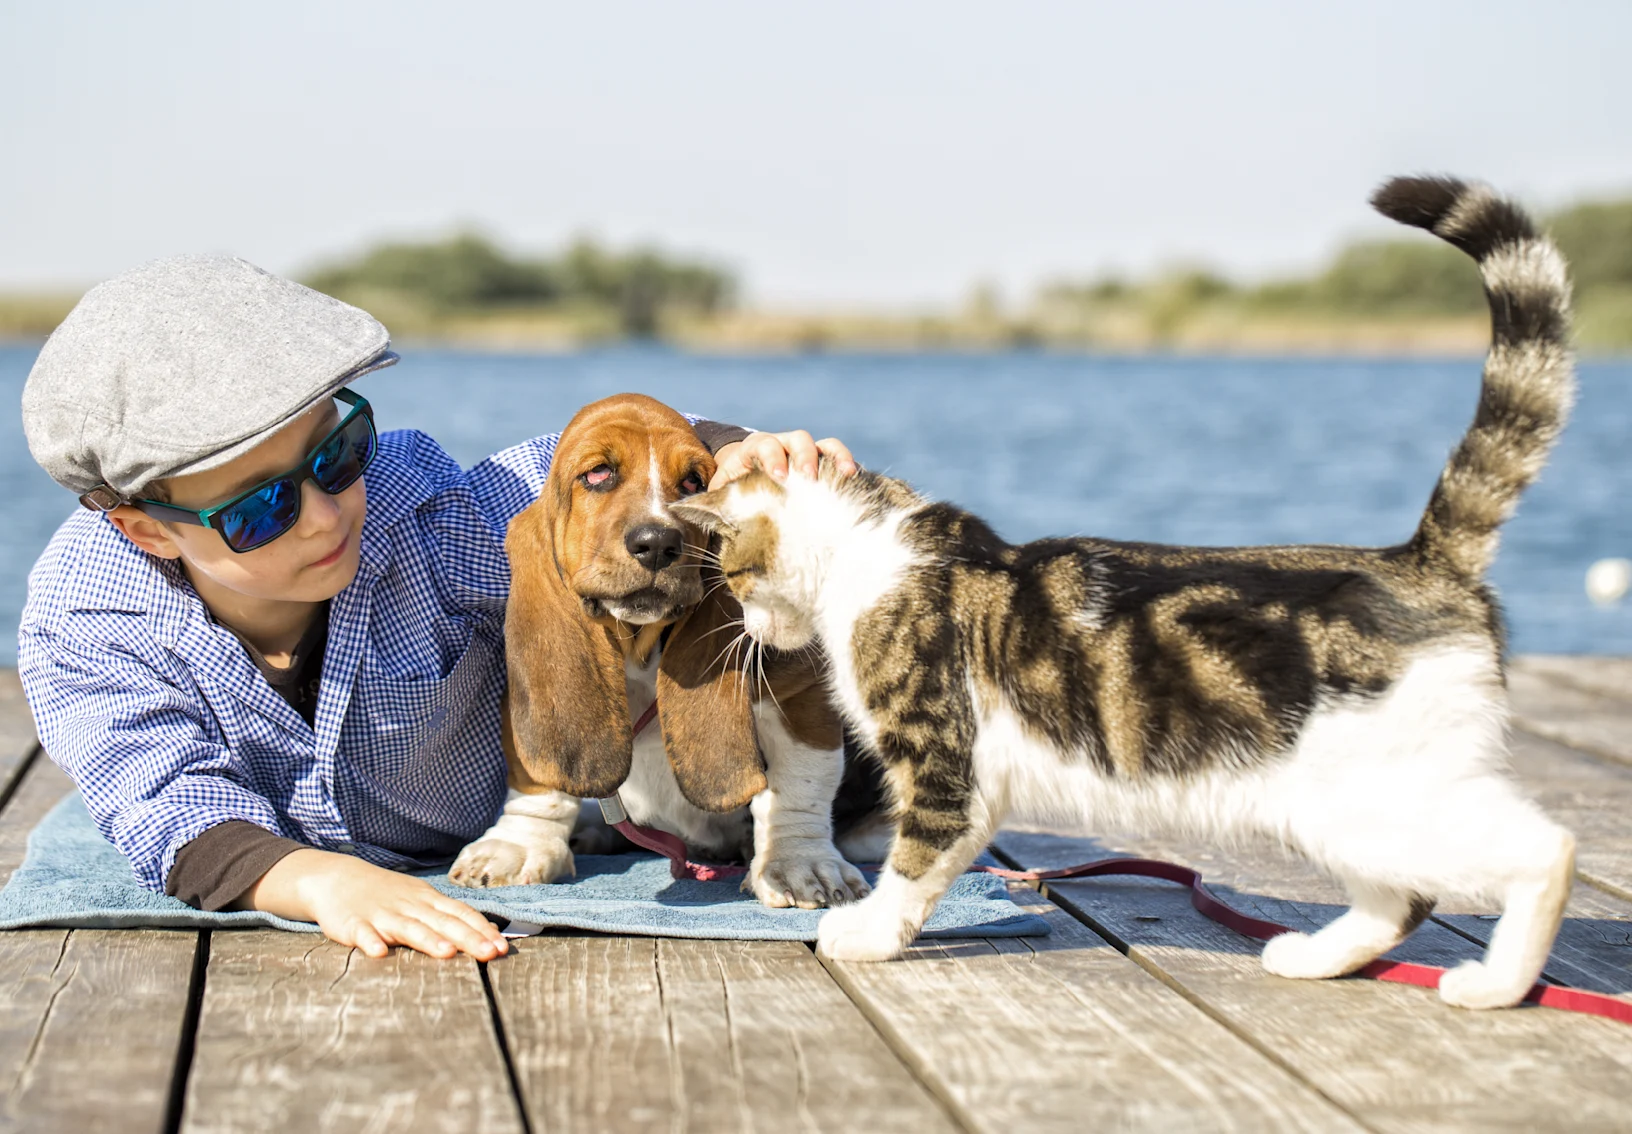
[{"x1": 19, "y1": 428, "x2": 579, "y2": 894}]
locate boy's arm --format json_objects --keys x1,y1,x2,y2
[
  {"x1": 22, "y1": 629, "x2": 295, "y2": 894},
  {"x1": 166, "y1": 821, "x2": 305, "y2": 909},
  {"x1": 20, "y1": 628, "x2": 505, "y2": 959},
  {"x1": 239, "y1": 848, "x2": 506, "y2": 960}
]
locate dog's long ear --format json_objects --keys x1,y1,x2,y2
[
  {"x1": 503, "y1": 498, "x2": 633, "y2": 798},
  {"x1": 656, "y1": 563, "x2": 766, "y2": 812}
]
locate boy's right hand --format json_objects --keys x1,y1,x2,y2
[{"x1": 241, "y1": 848, "x2": 510, "y2": 961}]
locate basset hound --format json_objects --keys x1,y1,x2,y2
[{"x1": 450, "y1": 393, "x2": 877, "y2": 908}]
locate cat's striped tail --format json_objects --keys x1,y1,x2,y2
[{"x1": 1371, "y1": 175, "x2": 1575, "y2": 583}]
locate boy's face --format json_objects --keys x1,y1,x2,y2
[{"x1": 107, "y1": 396, "x2": 367, "y2": 604}]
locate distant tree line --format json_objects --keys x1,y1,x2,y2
[
  {"x1": 304, "y1": 233, "x2": 736, "y2": 337},
  {"x1": 1038, "y1": 196, "x2": 1632, "y2": 344}
]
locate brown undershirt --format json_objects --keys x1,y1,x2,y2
[{"x1": 164, "y1": 419, "x2": 753, "y2": 910}]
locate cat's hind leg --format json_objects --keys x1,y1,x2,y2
[
  {"x1": 1437, "y1": 822, "x2": 1574, "y2": 1010},
  {"x1": 1261, "y1": 881, "x2": 1435, "y2": 980}
]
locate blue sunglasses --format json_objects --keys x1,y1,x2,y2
[{"x1": 125, "y1": 389, "x2": 377, "y2": 553}]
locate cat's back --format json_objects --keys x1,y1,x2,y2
[{"x1": 879, "y1": 504, "x2": 1501, "y2": 775}]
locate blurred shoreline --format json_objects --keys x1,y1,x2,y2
[
  {"x1": 5, "y1": 187, "x2": 1628, "y2": 357},
  {"x1": 0, "y1": 295, "x2": 1516, "y2": 357}
]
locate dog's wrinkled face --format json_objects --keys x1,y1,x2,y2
[{"x1": 548, "y1": 395, "x2": 716, "y2": 626}]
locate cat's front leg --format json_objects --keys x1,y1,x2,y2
[
  {"x1": 449, "y1": 788, "x2": 578, "y2": 887},
  {"x1": 748, "y1": 707, "x2": 870, "y2": 909},
  {"x1": 817, "y1": 758, "x2": 999, "y2": 962}
]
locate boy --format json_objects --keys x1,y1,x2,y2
[{"x1": 18, "y1": 254, "x2": 854, "y2": 961}]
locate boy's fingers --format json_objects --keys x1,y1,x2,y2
[
  {"x1": 433, "y1": 898, "x2": 509, "y2": 954},
  {"x1": 814, "y1": 437, "x2": 857, "y2": 476},
  {"x1": 353, "y1": 923, "x2": 390, "y2": 958},
  {"x1": 778, "y1": 430, "x2": 820, "y2": 478},
  {"x1": 750, "y1": 434, "x2": 790, "y2": 480},
  {"x1": 421, "y1": 904, "x2": 506, "y2": 960},
  {"x1": 374, "y1": 909, "x2": 455, "y2": 958},
  {"x1": 395, "y1": 916, "x2": 459, "y2": 959}
]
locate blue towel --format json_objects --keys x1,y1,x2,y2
[{"x1": 0, "y1": 792, "x2": 1049, "y2": 941}]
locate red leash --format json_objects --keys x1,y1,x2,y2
[
  {"x1": 978, "y1": 858, "x2": 1632, "y2": 1025},
  {"x1": 601, "y1": 702, "x2": 748, "y2": 882},
  {"x1": 606, "y1": 703, "x2": 1632, "y2": 1024}
]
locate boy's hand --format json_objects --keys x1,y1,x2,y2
[
  {"x1": 711, "y1": 431, "x2": 858, "y2": 489},
  {"x1": 241, "y1": 848, "x2": 509, "y2": 961}
]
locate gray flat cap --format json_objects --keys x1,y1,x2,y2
[{"x1": 22, "y1": 254, "x2": 396, "y2": 499}]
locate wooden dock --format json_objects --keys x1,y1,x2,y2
[{"x1": 2, "y1": 656, "x2": 1630, "y2": 1133}]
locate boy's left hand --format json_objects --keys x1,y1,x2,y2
[{"x1": 711, "y1": 430, "x2": 858, "y2": 489}]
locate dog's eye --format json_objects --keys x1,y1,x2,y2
[
  {"x1": 678, "y1": 473, "x2": 705, "y2": 496},
  {"x1": 582, "y1": 465, "x2": 614, "y2": 490}
]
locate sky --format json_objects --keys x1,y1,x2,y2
[{"x1": 3, "y1": 1, "x2": 1630, "y2": 307}]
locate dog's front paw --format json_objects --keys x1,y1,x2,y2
[
  {"x1": 449, "y1": 835, "x2": 574, "y2": 888},
  {"x1": 749, "y1": 840, "x2": 871, "y2": 909},
  {"x1": 815, "y1": 896, "x2": 914, "y2": 962}
]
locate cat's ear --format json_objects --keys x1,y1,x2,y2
[
  {"x1": 671, "y1": 489, "x2": 738, "y2": 536},
  {"x1": 655, "y1": 566, "x2": 767, "y2": 812},
  {"x1": 501, "y1": 497, "x2": 634, "y2": 799}
]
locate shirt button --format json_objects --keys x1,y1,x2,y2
[{"x1": 336, "y1": 842, "x2": 357, "y2": 854}]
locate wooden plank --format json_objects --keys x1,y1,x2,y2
[
  {"x1": 995, "y1": 830, "x2": 1632, "y2": 1132},
  {"x1": 0, "y1": 750, "x2": 71, "y2": 886},
  {"x1": 1513, "y1": 654, "x2": 1632, "y2": 703},
  {"x1": 1509, "y1": 665, "x2": 1632, "y2": 768},
  {"x1": 489, "y1": 935, "x2": 958, "y2": 1134},
  {"x1": 0, "y1": 668, "x2": 39, "y2": 805},
  {"x1": 1508, "y1": 728, "x2": 1632, "y2": 900},
  {"x1": 1437, "y1": 881, "x2": 1632, "y2": 1002},
  {"x1": 0, "y1": 756, "x2": 199, "y2": 1134},
  {"x1": 180, "y1": 931, "x2": 523, "y2": 1134},
  {"x1": 825, "y1": 890, "x2": 1359, "y2": 1133}
]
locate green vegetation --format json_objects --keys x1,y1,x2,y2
[
  {"x1": 304, "y1": 233, "x2": 736, "y2": 339},
  {"x1": 1029, "y1": 195, "x2": 1632, "y2": 352},
  {"x1": 2, "y1": 196, "x2": 1628, "y2": 352}
]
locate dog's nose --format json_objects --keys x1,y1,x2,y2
[{"x1": 625, "y1": 523, "x2": 684, "y2": 571}]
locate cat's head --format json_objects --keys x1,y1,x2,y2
[{"x1": 671, "y1": 461, "x2": 917, "y2": 650}]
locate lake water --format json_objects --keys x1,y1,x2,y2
[{"x1": 3, "y1": 344, "x2": 1630, "y2": 664}]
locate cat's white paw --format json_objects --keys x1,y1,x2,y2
[
  {"x1": 1437, "y1": 960, "x2": 1530, "y2": 1010},
  {"x1": 815, "y1": 896, "x2": 915, "y2": 961},
  {"x1": 449, "y1": 835, "x2": 574, "y2": 888},
  {"x1": 750, "y1": 840, "x2": 871, "y2": 909},
  {"x1": 1260, "y1": 930, "x2": 1354, "y2": 980}
]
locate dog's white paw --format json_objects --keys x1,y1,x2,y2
[
  {"x1": 1437, "y1": 960, "x2": 1530, "y2": 1010},
  {"x1": 1259, "y1": 931, "x2": 1354, "y2": 980},
  {"x1": 816, "y1": 897, "x2": 915, "y2": 961},
  {"x1": 749, "y1": 840, "x2": 871, "y2": 909},
  {"x1": 449, "y1": 835, "x2": 574, "y2": 888}
]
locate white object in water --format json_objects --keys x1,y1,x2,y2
[{"x1": 1585, "y1": 558, "x2": 1632, "y2": 607}]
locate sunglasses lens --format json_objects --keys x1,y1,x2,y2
[
  {"x1": 312, "y1": 413, "x2": 376, "y2": 495},
  {"x1": 211, "y1": 397, "x2": 375, "y2": 553},
  {"x1": 219, "y1": 477, "x2": 302, "y2": 552}
]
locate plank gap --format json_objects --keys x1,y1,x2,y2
[
  {"x1": 162, "y1": 931, "x2": 210, "y2": 1134},
  {"x1": 0, "y1": 743, "x2": 40, "y2": 818},
  {"x1": 478, "y1": 957, "x2": 535, "y2": 1134},
  {"x1": 987, "y1": 843, "x2": 1381, "y2": 1133},
  {"x1": 813, "y1": 951, "x2": 982, "y2": 1134},
  {"x1": 1037, "y1": 880, "x2": 1383, "y2": 1133}
]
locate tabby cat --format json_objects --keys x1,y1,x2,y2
[{"x1": 671, "y1": 177, "x2": 1577, "y2": 1010}]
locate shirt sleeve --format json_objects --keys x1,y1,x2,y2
[
  {"x1": 166, "y1": 821, "x2": 307, "y2": 910},
  {"x1": 18, "y1": 624, "x2": 296, "y2": 895}
]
